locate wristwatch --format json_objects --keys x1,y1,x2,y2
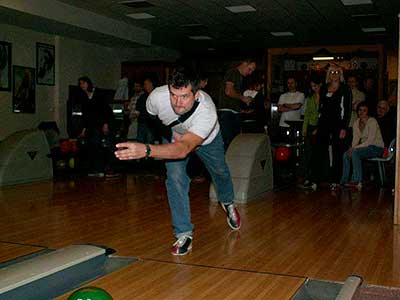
[{"x1": 145, "y1": 144, "x2": 151, "y2": 158}]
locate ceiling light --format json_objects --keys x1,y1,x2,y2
[
  {"x1": 225, "y1": 5, "x2": 256, "y2": 13},
  {"x1": 270, "y1": 31, "x2": 294, "y2": 37},
  {"x1": 312, "y1": 48, "x2": 334, "y2": 61},
  {"x1": 188, "y1": 36, "x2": 212, "y2": 40},
  {"x1": 126, "y1": 13, "x2": 155, "y2": 19},
  {"x1": 313, "y1": 57, "x2": 335, "y2": 61},
  {"x1": 362, "y1": 27, "x2": 386, "y2": 32},
  {"x1": 341, "y1": 0, "x2": 372, "y2": 5}
]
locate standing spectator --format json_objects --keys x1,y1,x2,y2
[
  {"x1": 218, "y1": 58, "x2": 256, "y2": 150},
  {"x1": 300, "y1": 76, "x2": 323, "y2": 189},
  {"x1": 242, "y1": 79, "x2": 268, "y2": 133},
  {"x1": 363, "y1": 76, "x2": 378, "y2": 116},
  {"x1": 347, "y1": 75, "x2": 365, "y2": 127},
  {"x1": 312, "y1": 66, "x2": 352, "y2": 190},
  {"x1": 127, "y1": 81, "x2": 144, "y2": 139},
  {"x1": 277, "y1": 77, "x2": 305, "y2": 141},
  {"x1": 346, "y1": 75, "x2": 365, "y2": 147},
  {"x1": 136, "y1": 77, "x2": 157, "y2": 144},
  {"x1": 78, "y1": 76, "x2": 115, "y2": 177}
]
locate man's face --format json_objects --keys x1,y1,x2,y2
[
  {"x1": 347, "y1": 77, "x2": 358, "y2": 89},
  {"x1": 143, "y1": 79, "x2": 153, "y2": 93},
  {"x1": 169, "y1": 84, "x2": 199, "y2": 115},
  {"x1": 365, "y1": 79, "x2": 374, "y2": 90},
  {"x1": 242, "y1": 62, "x2": 256, "y2": 77},
  {"x1": 134, "y1": 83, "x2": 142, "y2": 94},
  {"x1": 287, "y1": 78, "x2": 297, "y2": 92}
]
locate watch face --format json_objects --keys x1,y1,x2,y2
[{"x1": 145, "y1": 144, "x2": 151, "y2": 157}]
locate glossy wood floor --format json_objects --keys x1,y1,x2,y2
[{"x1": 0, "y1": 173, "x2": 398, "y2": 299}]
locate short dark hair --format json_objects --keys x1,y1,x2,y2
[
  {"x1": 168, "y1": 67, "x2": 200, "y2": 94},
  {"x1": 356, "y1": 101, "x2": 369, "y2": 114},
  {"x1": 310, "y1": 75, "x2": 323, "y2": 85},
  {"x1": 78, "y1": 76, "x2": 93, "y2": 92}
]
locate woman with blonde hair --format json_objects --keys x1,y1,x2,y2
[{"x1": 312, "y1": 65, "x2": 352, "y2": 190}]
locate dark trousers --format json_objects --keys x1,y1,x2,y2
[
  {"x1": 299, "y1": 126, "x2": 317, "y2": 180},
  {"x1": 218, "y1": 111, "x2": 241, "y2": 151},
  {"x1": 310, "y1": 127, "x2": 348, "y2": 184}
]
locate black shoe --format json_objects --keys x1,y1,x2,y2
[
  {"x1": 171, "y1": 235, "x2": 192, "y2": 256},
  {"x1": 220, "y1": 203, "x2": 241, "y2": 230}
]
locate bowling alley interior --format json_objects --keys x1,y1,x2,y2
[{"x1": 1, "y1": 1, "x2": 400, "y2": 299}]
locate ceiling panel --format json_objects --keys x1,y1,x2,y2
[{"x1": 4, "y1": 0, "x2": 399, "y2": 53}]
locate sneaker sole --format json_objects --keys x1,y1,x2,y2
[{"x1": 171, "y1": 245, "x2": 192, "y2": 256}]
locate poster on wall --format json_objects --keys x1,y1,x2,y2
[
  {"x1": 13, "y1": 66, "x2": 36, "y2": 113},
  {"x1": 0, "y1": 41, "x2": 11, "y2": 91},
  {"x1": 36, "y1": 42, "x2": 55, "y2": 85}
]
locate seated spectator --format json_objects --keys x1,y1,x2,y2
[
  {"x1": 340, "y1": 102, "x2": 384, "y2": 190},
  {"x1": 376, "y1": 100, "x2": 396, "y2": 147}
]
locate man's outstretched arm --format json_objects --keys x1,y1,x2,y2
[{"x1": 115, "y1": 131, "x2": 203, "y2": 161}]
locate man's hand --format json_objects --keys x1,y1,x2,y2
[
  {"x1": 115, "y1": 142, "x2": 146, "y2": 160},
  {"x1": 346, "y1": 147, "x2": 353, "y2": 157},
  {"x1": 240, "y1": 96, "x2": 252, "y2": 105},
  {"x1": 79, "y1": 128, "x2": 86, "y2": 138}
]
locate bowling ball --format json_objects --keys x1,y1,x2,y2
[
  {"x1": 60, "y1": 140, "x2": 71, "y2": 153},
  {"x1": 275, "y1": 147, "x2": 291, "y2": 162},
  {"x1": 70, "y1": 140, "x2": 79, "y2": 153},
  {"x1": 56, "y1": 159, "x2": 66, "y2": 170},
  {"x1": 68, "y1": 157, "x2": 75, "y2": 169},
  {"x1": 67, "y1": 286, "x2": 113, "y2": 300}
]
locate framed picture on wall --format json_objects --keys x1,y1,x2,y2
[
  {"x1": 13, "y1": 65, "x2": 36, "y2": 113},
  {"x1": 0, "y1": 41, "x2": 11, "y2": 91},
  {"x1": 36, "y1": 42, "x2": 55, "y2": 85}
]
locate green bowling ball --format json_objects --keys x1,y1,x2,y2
[{"x1": 67, "y1": 286, "x2": 113, "y2": 300}]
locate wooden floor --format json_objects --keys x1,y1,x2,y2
[{"x1": 0, "y1": 173, "x2": 398, "y2": 299}]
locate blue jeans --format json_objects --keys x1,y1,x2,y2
[
  {"x1": 165, "y1": 132, "x2": 235, "y2": 237},
  {"x1": 340, "y1": 145, "x2": 384, "y2": 184}
]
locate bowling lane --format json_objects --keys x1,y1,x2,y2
[
  {"x1": 0, "y1": 242, "x2": 47, "y2": 264},
  {"x1": 57, "y1": 259, "x2": 305, "y2": 300}
]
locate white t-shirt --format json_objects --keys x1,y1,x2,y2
[
  {"x1": 147, "y1": 85, "x2": 220, "y2": 145},
  {"x1": 278, "y1": 91, "x2": 305, "y2": 127}
]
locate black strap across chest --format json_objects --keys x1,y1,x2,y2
[{"x1": 168, "y1": 100, "x2": 200, "y2": 128}]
